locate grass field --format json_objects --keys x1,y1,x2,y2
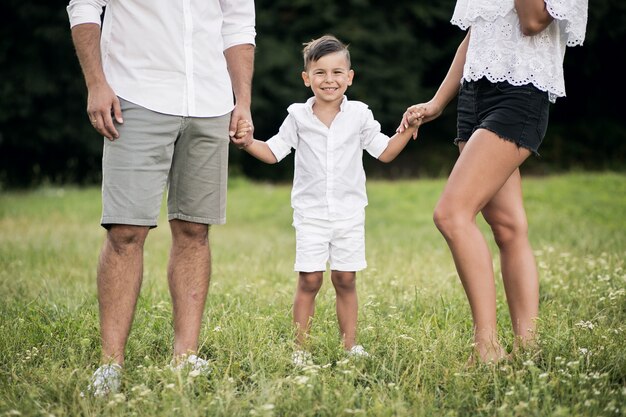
[{"x1": 1, "y1": 173, "x2": 624, "y2": 416}]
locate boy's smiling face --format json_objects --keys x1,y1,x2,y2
[{"x1": 302, "y1": 51, "x2": 354, "y2": 105}]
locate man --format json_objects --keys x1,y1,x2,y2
[{"x1": 67, "y1": 0, "x2": 255, "y2": 396}]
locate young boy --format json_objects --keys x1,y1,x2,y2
[{"x1": 231, "y1": 35, "x2": 421, "y2": 366}]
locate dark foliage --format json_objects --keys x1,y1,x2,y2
[{"x1": 0, "y1": 0, "x2": 623, "y2": 188}]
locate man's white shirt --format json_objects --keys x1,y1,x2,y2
[{"x1": 67, "y1": 0, "x2": 256, "y2": 117}]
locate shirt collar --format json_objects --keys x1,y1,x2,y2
[{"x1": 305, "y1": 95, "x2": 348, "y2": 114}]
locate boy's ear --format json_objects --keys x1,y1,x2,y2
[
  {"x1": 347, "y1": 69, "x2": 354, "y2": 86},
  {"x1": 302, "y1": 71, "x2": 310, "y2": 87}
]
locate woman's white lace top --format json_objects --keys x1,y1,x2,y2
[{"x1": 451, "y1": 0, "x2": 588, "y2": 102}]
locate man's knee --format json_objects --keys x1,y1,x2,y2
[
  {"x1": 170, "y1": 220, "x2": 209, "y2": 245},
  {"x1": 106, "y1": 224, "x2": 150, "y2": 253}
]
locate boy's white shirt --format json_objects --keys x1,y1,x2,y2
[{"x1": 266, "y1": 96, "x2": 390, "y2": 221}]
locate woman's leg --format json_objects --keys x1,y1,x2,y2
[
  {"x1": 293, "y1": 271, "x2": 324, "y2": 347},
  {"x1": 433, "y1": 129, "x2": 531, "y2": 362},
  {"x1": 481, "y1": 169, "x2": 539, "y2": 350},
  {"x1": 331, "y1": 270, "x2": 358, "y2": 349}
]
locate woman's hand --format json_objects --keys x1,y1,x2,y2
[{"x1": 397, "y1": 100, "x2": 443, "y2": 139}]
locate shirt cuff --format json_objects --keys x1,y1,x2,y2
[
  {"x1": 367, "y1": 133, "x2": 391, "y2": 159},
  {"x1": 266, "y1": 136, "x2": 291, "y2": 162},
  {"x1": 223, "y1": 31, "x2": 257, "y2": 50},
  {"x1": 67, "y1": 5, "x2": 103, "y2": 28}
]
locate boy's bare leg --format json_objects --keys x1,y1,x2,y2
[
  {"x1": 98, "y1": 225, "x2": 150, "y2": 365},
  {"x1": 293, "y1": 271, "x2": 324, "y2": 347},
  {"x1": 168, "y1": 219, "x2": 211, "y2": 358},
  {"x1": 434, "y1": 130, "x2": 531, "y2": 363},
  {"x1": 481, "y1": 169, "x2": 539, "y2": 352},
  {"x1": 331, "y1": 270, "x2": 358, "y2": 349}
]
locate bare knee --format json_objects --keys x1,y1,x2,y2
[
  {"x1": 298, "y1": 272, "x2": 323, "y2": 294},
  {"x1": 331, "y1": 271, "x2": 356, "y2": 293},
  {"x1": 485, "y1": 215, "x2": 528, "y2": 249},
  {"x1": 433, "y1": 201, "x2": 468, "y2": 240},
  {"x1": 106, "y1": 225, "x2": 150, "y2": 254},
  {"x1": 170, "y1": 219, "x2": 209, "y2": 247}
]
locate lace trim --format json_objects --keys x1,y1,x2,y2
[
  {"x1": 463, "y1": 73, "x2": 559, "y2": 103},
  {"x1": 451, "y1": 0, "x2": 514, "y2": 30},
  {"x1": 545, "y1": 0, "x2": 588, "y2": 46}
]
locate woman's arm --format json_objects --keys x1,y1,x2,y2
[
  {"x1": 515, "y1": 0, "x2": 554, "y2": 36},
  {"x1": 398, "y1": 31, "x2": 470, "y2": 135}
]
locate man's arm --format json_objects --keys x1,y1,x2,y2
[
  {"x1": 515, "y1": 0, "x2": 554, "y2": 36},
  {"x1": 225, "y1": 44, "x2": 255, "y2": 140},
  {"x1": 71, "y1": 23, "x2": 122, "y2": 140}
]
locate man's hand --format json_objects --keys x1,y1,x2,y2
[
  {"x1": 231, "y1": 119, "x2": 253, "y2": 149},
  {"x1": 87, "y1": 81, "x2": 123, "y2": 141},
  {"x1": 228, "y1": 103, "x2": 253, "y2": 145}
]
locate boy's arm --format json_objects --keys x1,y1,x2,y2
[
  {"x1": 231, "y1": 119, "x2": 278, "y2": 163},
  {"x1": 378, "y1": 121, "x2": 420, "y2": 163},
  {"x1": 241, "y1": 140, "x2": 278, "y2": 164}
]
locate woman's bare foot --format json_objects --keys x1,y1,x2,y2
[{"x1": 466, "y1": 342, "x2": 507, "y2": 366}]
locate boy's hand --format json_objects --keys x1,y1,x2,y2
[
  {"x1": 400, "y1": 109, "x2": 423, "y2": 140},
  {"x1": 397, "y1": 100, "x2": 443, "y2": 139},
  {"x1": 230, "y1": 119, "x2": 253, "y2": 149}
]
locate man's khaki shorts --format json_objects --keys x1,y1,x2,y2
[{"x1": 101, "y1": 98, "x2": 230, "y2": 228}]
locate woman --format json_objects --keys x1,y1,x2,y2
[{"x1": 399, "y1": 0, "x2": 587, "y2": 363}]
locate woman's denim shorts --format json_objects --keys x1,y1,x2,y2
[{"x1": 455, "y1": 78, "x2": 550, "y2": 155}]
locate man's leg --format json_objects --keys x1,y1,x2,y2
[
  {"x1": 168, "y1": 219, "x2": 211, "y2": 357},
  {"x1": 98, "y1": 225, "x2": 150, "y2": 365}
]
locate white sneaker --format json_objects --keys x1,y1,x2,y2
[
  {"x1": 87, "y1": 363, "x2": 122, "y2": 397},
  {"x1": 170, "y1": 354, "x2": 210, "y2": 375},
  {"x1": 291, "y1": 350, "x2": 313, "y2": 367},
  {"x1": 347, "y1": 345, "x2": 370, "y2": 358}
]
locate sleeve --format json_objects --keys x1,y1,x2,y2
[
  {"x1": 451, "y1": 0, "x2": 513, "y2": 30},
  {"x1": 360, "y1": 108, "x2": 391, "y2": 159},
  {"x1": 66, "y1": 0, "x2": 108, "y2": 28},
  {"x1": 219, "y1": 0, "x2": 257, "y2": 50},
  {"x1": 544, "y1": 0, "x2": 588, "y2": 46},
  {"x1": 450, "y1": 0, "x2": 472, "y2": 30},
  {"x1": 266, "y1": 114, "x2": 298, "y2": 163}
]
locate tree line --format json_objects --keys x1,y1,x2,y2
[{"x1": 1, "y1": 0, "x2": 624, "y2": 187}]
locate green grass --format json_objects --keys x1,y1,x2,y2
[{"x1": 1, "y1": 173, "x2": 624, "y2": 416}]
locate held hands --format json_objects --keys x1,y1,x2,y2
[
  {"x1": 230, "y1": 119, "x2": 253, "y2": 149},
  {"x1": 397, "y1": 100, "x2": 443, "y2": 139},
  {"x1": 402, "y1": 108, "x2": 424, "y2": 139}
]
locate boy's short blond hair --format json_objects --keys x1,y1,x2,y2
[{"x1": 302, "y1": 35, "x2": 350, "y2": 71}]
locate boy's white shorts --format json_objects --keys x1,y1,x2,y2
[{"x1": 292, "y1": 209, "x2": 367, "y2": 273}]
